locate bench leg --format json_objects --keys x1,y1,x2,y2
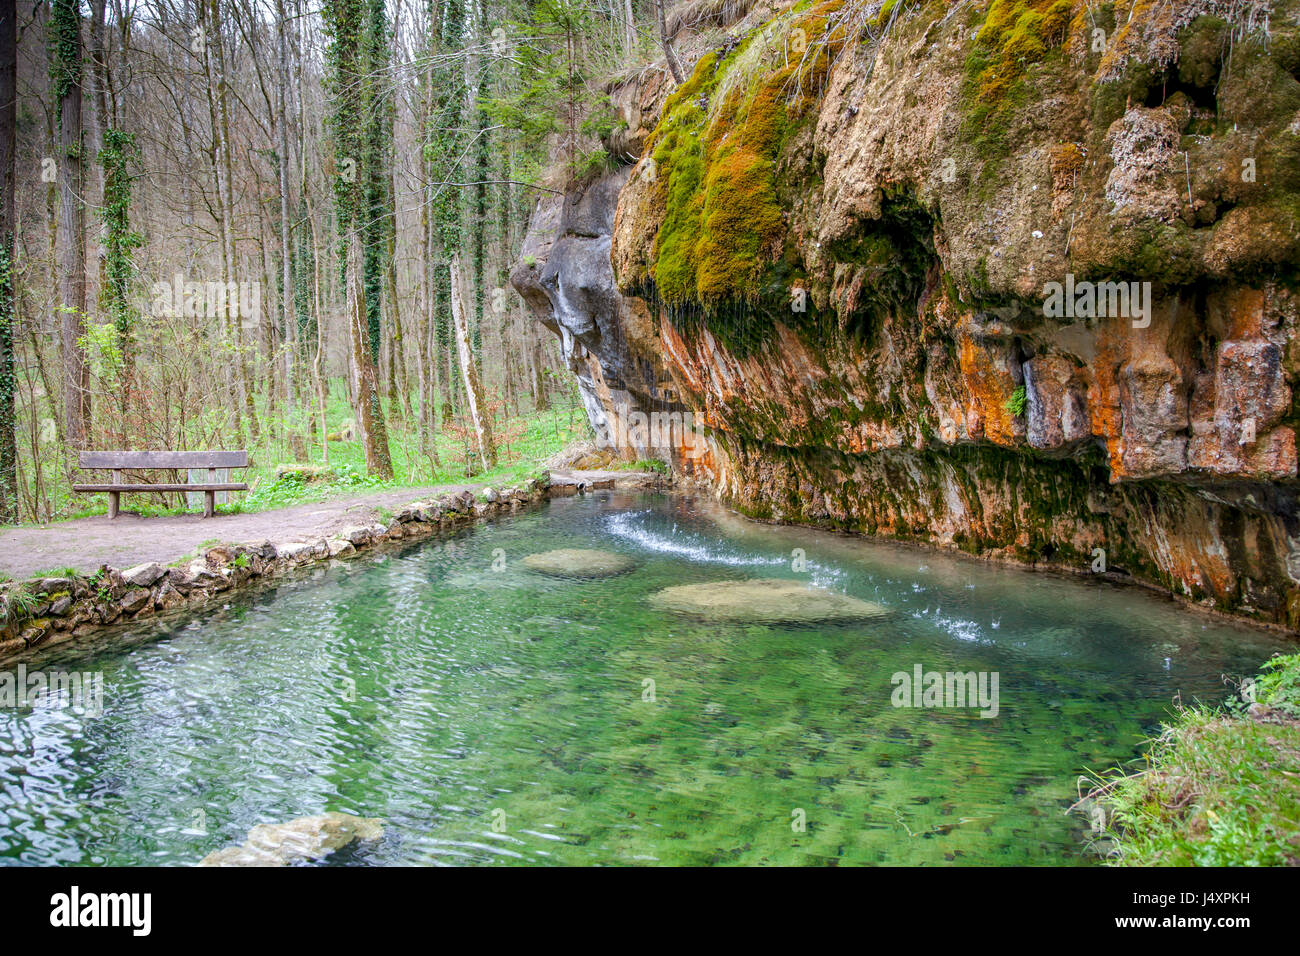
[
  {"x1": 108, "y1": 491, "x2": 119, "y2": 520},
  {"x1": 203, "y1": 489, "x2": 215, "y2": 518}
]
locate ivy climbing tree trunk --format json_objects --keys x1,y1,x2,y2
[
  {"x1": 429, "y1": 0, "x2": 464, "y2": 425},
  {"x1": 0, "y1": 0, "x2": 17, "y2": 520},
  {"x1": 451, "y1": 254, "x2": 496, "y2": 474},
  {"x1": 471, "y1": 0, "x2": 490, "y2": 360},
  {"x1": 51, "y1": 0, "x2": 89, "y2": 450},
  {"x1": 276, "y1": 0, "x2": 295, "y2": 414},
  {"x1": 418, "y1": 13, "x2": 440, "y2": 466},
  {"x1": 98, "y1": 129, "x2": 140, "y2": 430},
  {"x1": 324, "y1": 0, "x2": 392, "y2": 479},
  {"x1": 347, "y1": 228, "x2": 389, "y2": 477}
]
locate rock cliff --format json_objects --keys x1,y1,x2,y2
[{"x1": 515, "y1": 0, "x2": 1300, "y2": 630}]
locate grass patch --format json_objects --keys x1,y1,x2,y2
[
  {"x1": 1091, "y1": 652, "x2": 1300, "y2": 866},
  {"x1": 31, "y1": 567, "x2": 79, "y2": 580},
  {"x1": 39, "y1": 381, "x2": 591, "y2": 523}
]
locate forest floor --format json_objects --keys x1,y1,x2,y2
[
  {"x1": 0, "y1": 468, "x2": 650, "y2": 580},
  {"x1": 16, "y1": 383, "x2": 598, "y2": 524}
]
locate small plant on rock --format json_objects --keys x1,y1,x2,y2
[{"x1": 1006, "y1": 385, "x2": 1028, "y2": 417}]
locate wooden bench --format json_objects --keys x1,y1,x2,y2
[{"x1": 72, "y1": 450, "x2": 249, "y2": 518}]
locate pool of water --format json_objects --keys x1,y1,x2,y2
[{"x1": 0, "y1": 491, "x2": 1291, "y2": 866}]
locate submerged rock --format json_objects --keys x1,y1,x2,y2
[
  {"x1": 651, "y1": 579, "x2": 890, "y2": 625},
  {"x1": 522, "y1": 548, "x2": 635, "y2": 578},
  {"x1": 198, "y1": 812, "x2": 383, "y2": 867}
]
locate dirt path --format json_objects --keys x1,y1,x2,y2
[
  {"x1": 0, "y1": 471, "x2": 651, "y2": 580},
  {"x1": 0, "y1": 482, "x2": 492, "y2": 580}
]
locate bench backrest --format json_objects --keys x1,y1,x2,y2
[{"x1": 79, "y1": 450, "x2": 249, "y2": 470}]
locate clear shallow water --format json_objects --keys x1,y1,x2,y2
[{"x1": 0, "y1": 491, "x2": 1291, "y2": 866}]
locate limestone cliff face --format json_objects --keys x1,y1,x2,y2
[
  {"x1": 511, "y1": 168, "x2": 670, "y2": 457},
  {"x1": 519, "y1": 0, "x2": 1300, "y2": 631}
]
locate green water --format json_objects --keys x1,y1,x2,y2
[{"x1": 0, "y1": 491, "x2": 1291, "y2": 866}]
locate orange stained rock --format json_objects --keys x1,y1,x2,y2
[
  {"x1": 1087, "y1": 323, "x2": 1126, "y2": 476},
  {"x1": 1225, "y1": 286, "x2": 1267, "y2": 340},
  {"x1": 958, "y1": 334, "x2": 1019, "y2": 447}
]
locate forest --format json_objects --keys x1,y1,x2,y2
[{"x1": 0, "y1": 0, "x2": 670, "y2": 523}]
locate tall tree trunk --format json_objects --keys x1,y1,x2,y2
[
  {"x1": 470, "y1": 13, "x2": 488, "y2": 361},
  {"x1": 418, "y1": 42, "x2": 439, "y2": 466},
  {"x1": 383, "y1": 180, "x2": 407, "y2": 424},
  {"x1": 348, "y1": 229, "x2": 392, "y2": 479},
  {"x1": 437, "y1": 268, "x2": 454, "y2": 422},
  {"x1": 653, "y1": 0, "x2": 684, "y2": 84},
  {"x1": 497, "y1": 137, "x2": 518, "y2": 414},
  {"x1": 201, "y1": 0, "x2": 240, "y2": 439},
  {"x1": 52, "y1": 0, "x2": 89, "y2": 449},
  {"x1": 88, "y1": 0, "x2": 108, "y2": 309},
  {"x1": 213, "y1": 2, "x2": 256, "y2": 441},
  {"x1": 276, "y1": 0, "x2": 295, "y2": 411},
  {"x1": 0, "y1": 0, "x2": 17, "y2": 519},
  {"x1": 307, "y1": 199, "x2": 329, "y2": 465},
  {"x1": 450, "y1": 255, "x2": 495, "y2": 473},
  {"x1": 529, "y1": 320, "x2": 549, "y2": 410},
  {"x1": 623, "y1": 0, "x2": 636, "y2": 57}
]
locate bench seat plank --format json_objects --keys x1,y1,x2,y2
[
  {"x1": 72, "y1": 483, "x2": 249, "y2": 493},
  {"x1": 75, "y1": 449, "x2": 250, "y2": 518},
  {"x1": 79, "y1": 450, "x2": 249, "y2": 469}
]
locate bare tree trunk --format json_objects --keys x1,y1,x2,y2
[
  {"x1": 414, "y1": 265, "x2": 437, "y2": 466},
  {"x1": 496, "y1": 303, "x2": 516, "y2": 415},
  {"x1": 308, "y1": 201, "x2": 329, "y2": 465},
  {"x1": 623, "y1": 0, "x2": 636, "y2": 56},
  {"x1": 530, "y1": 320, "x2": 549, "y2": 410},
  {"x1": 258, "y1": 216, "x2": 279, "y2": 425},
  {"x1": 215, "y1": 13, "x2": 256, "y2": 441},
  {"x1": 653, "y1": 0, "x2": 684, "y2": 83},
  {"x1": 450, "y1": 254, "x2": 495, "y2": 473},
  {"x1": 383, "y1": 206, "x2": 407, "y2": 423},
  {"x1": 201, "y1": 0, "x2": 240, "y2": 439}
]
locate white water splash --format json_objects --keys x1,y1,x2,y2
[
  {"x1": 913, "y1": 606, "x2": 992, "y2": 645},
  {"x1": 605, "y1": 511, "x2": 847, "y2": 588},
  {"x1": 605, "y1": 511, "x2": 789, "y2": 568}
]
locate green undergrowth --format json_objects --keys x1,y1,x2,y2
[
  {"x1": 50, "y1": 383, "x2": 590, "y2": 522},
  {"x1": 1092, "y1": 652, "x2": 1300, "y2": 866}
]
